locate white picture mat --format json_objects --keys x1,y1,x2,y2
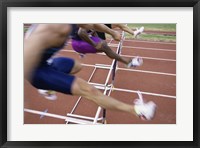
[{"x1": 7, "y1": 7, "x2": 193, "y2": 141}]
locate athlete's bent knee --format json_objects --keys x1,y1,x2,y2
[
  {"x1": 71, "y1": 78, "x2": 100, "y2": 97},
  {"x1": 70, "y1": 61, "x2": 82, "y2": 74}
]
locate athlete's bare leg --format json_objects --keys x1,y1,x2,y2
[
  {"x1": 96, "y1": 41, "x2": 131, "y2": 65},
  {"x1": 77, "y1": 27, "x2": 130, "y2": 64},
  {"x1": 70, "y1": 60, "x2": 82, "y2": 74},
  {"x1": 112, "y1": 24, "x2": 144, "y2": 38},
  {"x1": 112, "y1": 24, "x2": 134, "y2": 35},
  {"x1": 72, "y1": 77, "x2": 135, "y2": 114}
]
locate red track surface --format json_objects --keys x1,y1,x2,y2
[{"x1": 24, "y1": 31, "x2": 176, "y2": 124}]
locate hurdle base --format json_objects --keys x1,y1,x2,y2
[{"x1": 66, "y1": 113, "x2": 103, "y2": 124}]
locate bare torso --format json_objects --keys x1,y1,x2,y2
[{"x1": 24, "y1": 24, "x2": 72, "y2": 80}]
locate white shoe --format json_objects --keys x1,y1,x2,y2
[
  {"x1": 134, "y1": 26, "x2": 144, "y2": 38},
  {"x1": 38, "y1": 89, "x2": 57, "y2": 101},
  {"x1": 134, "y1": 91, "x2": 156, "y2": 120},
  {"x1": 127, "y1": 56, "x2": 143, "y2": 68}
]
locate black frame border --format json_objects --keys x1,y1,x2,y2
[{"x1": 0, "y1": 0, "x2": 199, "y2": 148}]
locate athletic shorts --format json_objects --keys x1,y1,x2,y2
[
  {"x1": 71, "y1": 36, "x2": 101, "y2": 54},
  {"x1": 31, "y1": 57, "x2": 75, "y2": 94}
]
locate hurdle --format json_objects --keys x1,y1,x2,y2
[
  {"x1": 65, "y1": 30, "x2": 126, "y2": 124},
  {"x1": 98, "y1": 31, "x2": 125, "y2": 124}
]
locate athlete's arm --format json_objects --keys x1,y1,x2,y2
[
  {"x1": 24, "y1": 36, "x2": 48, "y2": 81},
  {"x1": 78, "y1": 28, "x2": 98, "y2": 47},
  {"x1": 78, "y1": 27, "x2": 105, "y2": 50}
]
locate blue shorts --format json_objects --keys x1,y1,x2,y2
[{"x1": 31, "y1": 57, "x2": 75, "y2": 94}]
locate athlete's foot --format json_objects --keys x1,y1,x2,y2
[
  {"x1": 133, "y1": 26, "x2": 144, "y2": 38},
  {"x1": 133, "y1": 91, "x2": 157, "y2": 120},
  {"x1": 127, "y1": 56, "x2": 143, "y2": 68},
  {"x1": 38, "y1": 89, "x2": 57, "y2": 101}
]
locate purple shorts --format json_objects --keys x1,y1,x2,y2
[{"x1": 71, "y1": 36, "x2": 101, "y2": 54}]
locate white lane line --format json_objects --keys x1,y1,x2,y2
[
  {"x1": 82, "y1": 63, "x2": 96, "y2": 67},
  {"x1": 111, "y1": 88, "x2": 176, "y2": 99},
  {"x1": 123, "y1": 39, "x2": 176, "y2": 45},
  {"x1": 81, "y1": 63, "x2": 176, "y2": 76},
  {"x1": 109, "y1": 44, "x2": 176, "y2": 52},
  {"x1": 66, "y1": 41, "x2": 176, "y2": 51},
  {"x1": 60, "y1": 50, "x2": 176, "y2": 62},
  {"x1": 117, "y1": 67, "x2": 176, "y2": 76},
  {"x1": 124, "y1": 46, "x2": 176, "y2": 52},
  {"x1": 121, "y1": 54, "x2": 176, "y2": 62}
]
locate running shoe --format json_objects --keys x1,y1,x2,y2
[
  {"x1": 127, "y1": 56, "x2": 143, "y2": 68},
  {"x1": 134, "y1": 26, "x2": 144, "y2": 38},
  {"x1": 38, "y1": 89, "x2": 57, "y2": 101},
  {"x1": 134, "y1": 91, "x2": 157, "y2": 120}
]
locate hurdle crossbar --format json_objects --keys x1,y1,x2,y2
[
  {"x1": 65, "y1": 117, "x2": 102, "y2": 124},
  {"x1": 24, "y1": 108, "x2": 67, "y2": 120},
  {"x1": 25, "y1": 108, "x2": 102, "y2": 124},
  {"x1": 67, "y1": 113, "x2": 103, "y2": 121},
  {"x1": 111, "y1": 87, "x2": 176, "y2": 99}
]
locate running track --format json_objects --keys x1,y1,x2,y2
[{"x1": 24, "y1": 29, "x2": 176, "y2": 124}]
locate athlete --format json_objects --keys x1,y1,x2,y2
[
  {"x1": 24, "y1": 24, "x2": 156, "y2": 121},
  {"x1": 38, "y1": 24, "x2": 143, "y2": 100},
  {"x1": 71, "y1": 24, "x2": 143, "y2": 68}
]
